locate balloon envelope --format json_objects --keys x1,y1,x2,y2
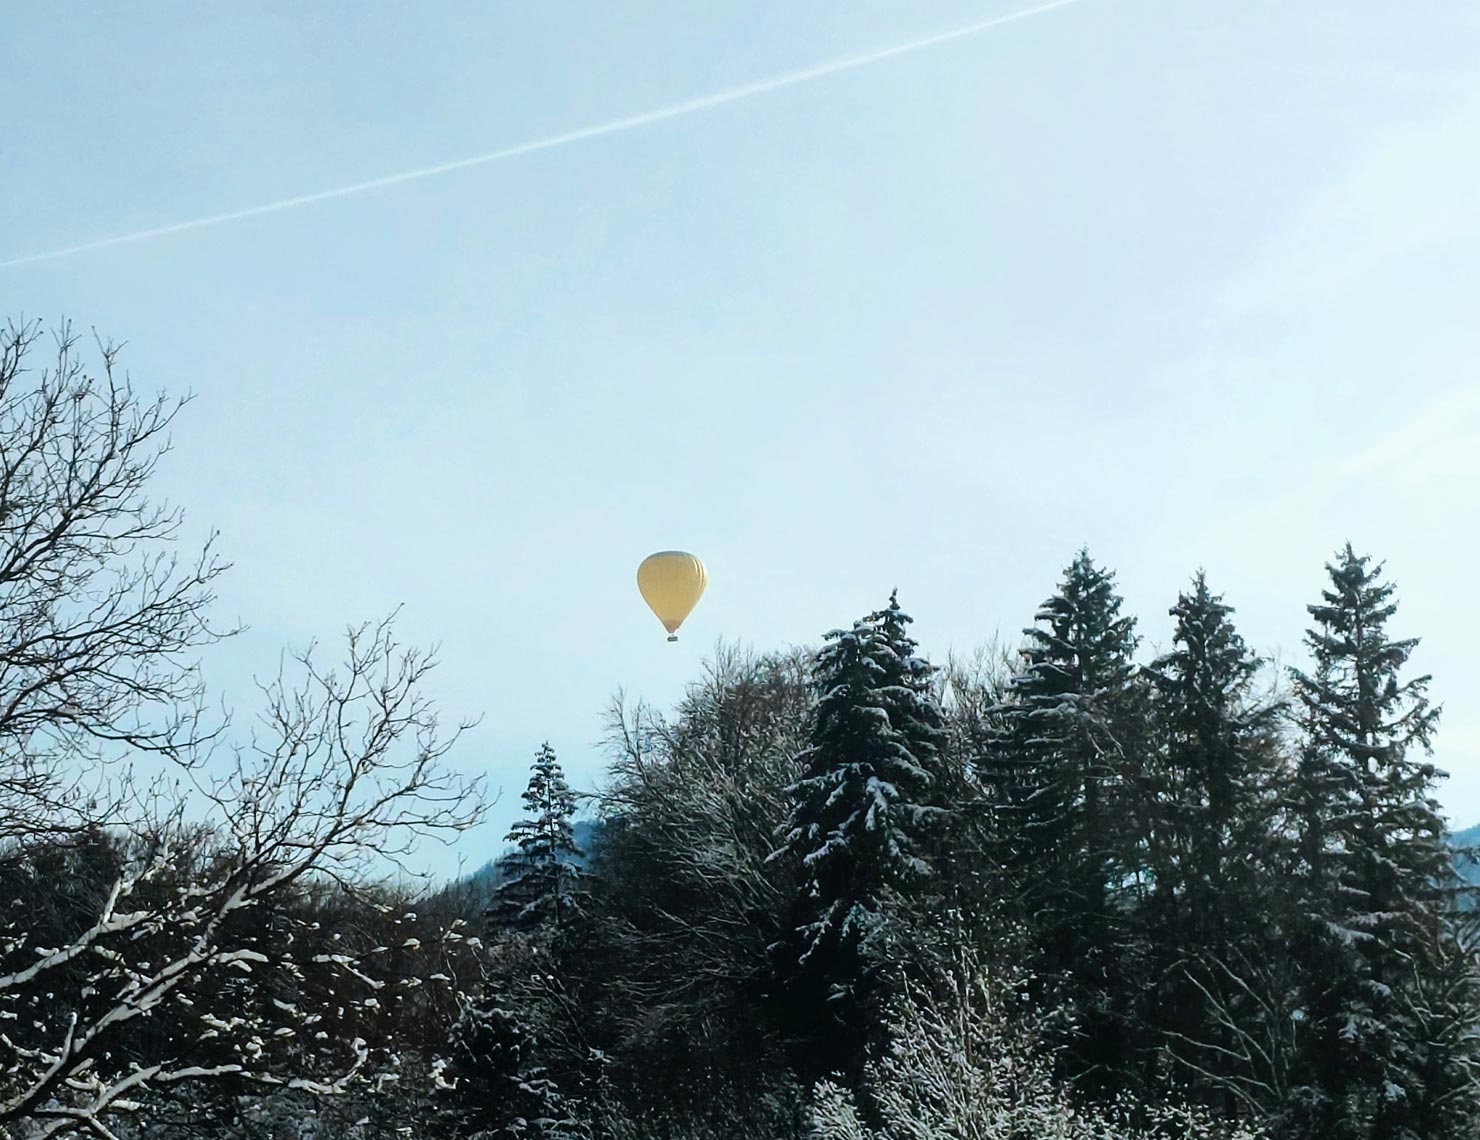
[{"x1": 637, "y1": 551, "x2": 707, "y2": 640}]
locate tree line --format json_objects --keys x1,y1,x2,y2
[
  {"x1": 0, "y1": 318, "x2": 1474, "y2": 1139},
  {"x1": 455, "y1": 546, "x2": 1474, "y2": 1140}
]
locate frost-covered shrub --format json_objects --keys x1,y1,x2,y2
[
  {"x1": 807, "y1": 1081, "x2": 870, "y2": 1140},
  {"x1": 809, "y1": 960, "x2": 1266, "y2": 1140}
]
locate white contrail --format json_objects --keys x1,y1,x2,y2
[{"x1": 1, "y1": 0, "x2": 1084, "y2": 270}]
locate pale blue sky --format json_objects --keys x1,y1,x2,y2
[{"x1": 4, "y1": 1, "x2": 1479, "y2": 879}]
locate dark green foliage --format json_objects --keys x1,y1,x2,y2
[
  {"x1": 1137, "y1": 573, "x2": 1288, "y2": 1105},
  {"x1": 1145, "y1": 572, "x2": 1283, "y2": 930},
  {"x1": 990, "y1": 550, "x2": 1140, "y2": 908},
  {"x1": 490, "y1": 743, "x2": 586, "y2": 934},
  {"x1": 445, "y1": 971, "x2": 582, "y2": 1139},
  {"x1": 770, "y1": 592, "x2": 948, "y2": 1081},
  {"x1": 1282, "y1": 545, "x2": 1477, "y2": 1139},
  {"x1": 987, "y1": 549, "x2": 1146, "y2": 1089}
]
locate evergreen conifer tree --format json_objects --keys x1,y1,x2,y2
[
  {"x1": 1285, "y1": 545, "x2": 1476, "y2": 1140},
  {"x1": 770, "y1": 591, "x2": 947, "y2": 1080},
  {"x1": 1140, "y1": 572, "x2": 1285, "y2": 1103},
  {"x1": 987, "y1": 549, "x2": 1144, "y2": 1088},
  {"x1": 445, "y1": 975, "x2": 581, "y2": 1139},
  {"x1": 1148, "y1": 573, "x2": 1282, "y2": 928},
  {"x1": 491, "y1": 743, "x2": 585, "y2": 934}
]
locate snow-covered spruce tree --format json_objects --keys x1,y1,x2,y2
[
  {"x1": 490, "y1": 744, "x2": 585, "y2": 934},
  {"x1": 986, "y1": 549, "x2": 1145, "y2": 1089},
  {"x1": 770, "y1": 592, "x2": 948, "y2": 1083},
  {"x1": 1146, "y1": 572, "x2": 1283, "y2": 941},
  {"x1": 449, "y1": 746, "x2": 590, "y2": 1138},
  {"x1": 1141, "y1": 572, "x2": 1286, "y2": 1106},
  {"x1": 444, "y1": 971, "x2": 582, "y2": 1140},
  {"x1": 1282, "y1": 545, "x2": 1477, "y2": 1140}
]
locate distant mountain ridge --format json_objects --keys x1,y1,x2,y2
[{"x1": 1452, "y1": 824, "x2": 1480, "y2": 887}]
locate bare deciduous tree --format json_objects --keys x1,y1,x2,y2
[
  {"x1": 0, "y1": 319, "x2": 231, "y2": 854},
  {"x1": 0, "y1": 322, "x2": 486, "y2": 1138}
]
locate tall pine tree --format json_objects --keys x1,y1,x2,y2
[
  {"x1": 491, "y1": 743, "x2": 585, "y2": 934},
  {"x1": 769, "y1": 591, "x2": 947, "y2": 1081},
  {"x1": 1284, "y1": 545, "x2": 1476, "y2": 1140}
]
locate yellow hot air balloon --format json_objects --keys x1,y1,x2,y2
[{"x1": 637, "y1": 551, "x2": 707, "y2": 642}]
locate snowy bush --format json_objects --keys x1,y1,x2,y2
[{"x1": 808, "y1": 959, "x2": 1266, "y2": 1140}]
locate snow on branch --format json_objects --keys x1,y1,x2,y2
[{"x1": 0, "y1": 615, "x2": 485, "y2": 1136}]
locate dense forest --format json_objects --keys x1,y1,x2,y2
[{"x1": 2, "y1": 319, "x2": 1476, "y2": 1140}]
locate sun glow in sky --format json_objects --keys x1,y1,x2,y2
[{"x1": 4, "y1": 1, "x2": 1480, "y2": 879}]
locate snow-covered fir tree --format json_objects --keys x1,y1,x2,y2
[
  {"x1": 1140, "y1": 572, "x2": 1286, "y2": 1106},
  {"x1": 456, "y1": 744, "x2": 592, "y2": 1139},
  {"x1": 992, "y1": 550, "x2": 1141, "y2": 904},
  {"x1": 490, "y1": 744, "x2": 585, "y2": 933},
  {"x1": 986, "y1": 549, "x2": 1144, "y2": 1088},
  {"x1": 1284, "y1": 545, "x2": 1478, "y2": 1140},
  {"x1": 770, "y1": 592, "x2": 947, "y2": 1080},
  {"x1": 445, "y1": 975, "x2": 582, "y2": 1140},
  {"x1": 1147, "y1": 571, "x2": 1283, "y2": 931}
]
